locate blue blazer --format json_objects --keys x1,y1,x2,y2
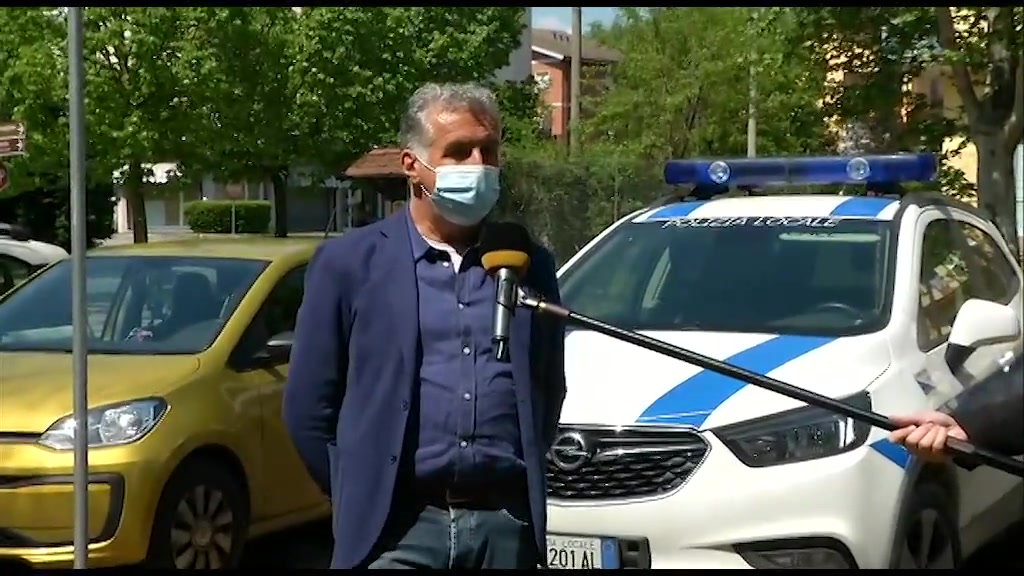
[{"x1": 282, "y1": 211, "x2": 566, "y2": 569}]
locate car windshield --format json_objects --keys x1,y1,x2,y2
[
  {"x1": 0, "y1": 256, "x2": 267, "y2": 354},
  {"x1": 559, "y1": 213, "x2": 894, "y2": 337}
]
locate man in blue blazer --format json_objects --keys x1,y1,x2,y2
[{"x1": 282, "y1": 82, "x2": 566, "y2": 569}]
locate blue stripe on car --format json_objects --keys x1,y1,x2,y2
[
  {"x1": 829, "y1": 197, "x2": 897, "y2": 219},
  {"x1": 636, "y1": 335, "x2": 835, "y2": 429},
  {"x1": 869, "y1": 439, "x2": 911, "y2": 468},
  {"x1": 642, "y1": 201, "x2": 707, "y2": 222}
]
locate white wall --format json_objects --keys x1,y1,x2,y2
[{"x1": 494, "y1": 8, "x2": 532, "y2": 83}]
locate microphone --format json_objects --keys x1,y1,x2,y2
[{"x1": 480, "y1": 222, "x2": 532, "y2": 362}]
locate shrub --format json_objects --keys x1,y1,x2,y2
[{"x1": 184, "y1": 200, "x2": 272, "y2": 234}]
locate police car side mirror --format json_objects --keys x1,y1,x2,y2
[{"x1": 945, "y1": 299, "x2": 1021, "y2": 371}]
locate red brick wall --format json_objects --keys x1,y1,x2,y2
[{"x1": 532, "y1": 59, "x2": 569, "y2": 138}]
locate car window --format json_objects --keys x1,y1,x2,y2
[
  {"x1": 0, "y1": 255, "x2": 32, "y2": 294},
  {"x1": 915, "y1": 218, "x2": 1016, "y2": 351},
  {"x1": 958, "y1": 222, "x2": 1020, "y2": 303},
  {"x1": 232, "y1": 265, "x2": 306, "y2": 365},
  {"x1": 559, "y1": 214, "x2": 894, "y2": 337},
  {"x1": 0, "y1": 256, "x2": 267, "y2": 354},
  {"x1": 265, "y1": 265, "x2": 306, "y2": 337}
]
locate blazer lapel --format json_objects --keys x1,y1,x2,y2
[{"x1": 376, "y1": 212, "x2": 419, "y2": 374}]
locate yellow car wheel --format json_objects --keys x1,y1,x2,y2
[{"x1": 145, "y1": 457, "x2": 250, "y2": 569}]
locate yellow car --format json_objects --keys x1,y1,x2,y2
[{"x1": 0, "y1": 238, "x2": 330, "y2": 569}]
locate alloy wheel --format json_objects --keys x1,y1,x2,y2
[
  {"x1": 169, "y1": 484, "x2": 235, "y2": 569},
  {"x1": 897, "y1": 508, "x2": 956, "y2": 569}
]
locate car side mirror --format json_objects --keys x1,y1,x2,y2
[
  {"x1": 945, "y1": 299, "x2": 1021, "y2": 371},
  {"x1": 263, "y1": 331, "x2": 294, "y2": 363}
]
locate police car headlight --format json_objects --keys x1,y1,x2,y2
[
  {"x1": 712, "y1": 393, "x2": 871, "y2": 467},
  {"x1": 37, "y1": 398, "x2": 168, "y2": 450}
]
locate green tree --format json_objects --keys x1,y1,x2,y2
[
  {"x1": 0, "y1": 8, "x2": 224, "y2": 244},
  {"x1": 935, "y1": 7, "x2": 1023, "y2": 246},
  {"x1": 177, "y1": 7, "x2": 529, "y2": 236},
  {"x1": 0, "y1": 8, "x2": 79, "y2": 189},
  {"x1": 586, "y1": 7, "x2": 832, "y2": 160},
  {"x1": 289, "y1": 8, "x2": 527, "y2": 171},
  {"x1": 170, "y1": 7, "x2": 298, "y2": 236},
  {"x1": 791, "y1": 7, "x2": 1023, "y2": 245}
]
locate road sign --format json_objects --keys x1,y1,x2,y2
[
  {"x1": 0, "y1": 163, "x2": 8, "y2": 193},
  {"x1": 0, "y1": 121, "x2": 27, "y2": 158}
]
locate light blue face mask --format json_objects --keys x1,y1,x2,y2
[{"x1": 420, "y1": 160, "x2": 501, "y2": 227}]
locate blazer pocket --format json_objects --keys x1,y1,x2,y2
[{"x1": 326, "y1": 441, "x2": 344, "y2": 501}]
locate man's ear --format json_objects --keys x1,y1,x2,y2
[{"x1": 400, "y1": 149, "x2": 418, "y2": 181}]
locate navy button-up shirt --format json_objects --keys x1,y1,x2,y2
[{"x1": 407, "y1": 212, "x2": 524, "y2": 485}]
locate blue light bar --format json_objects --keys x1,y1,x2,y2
[{"x1": 663, "y1": 154, "x2": 938, "y2": 188}]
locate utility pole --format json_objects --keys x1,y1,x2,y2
[
  {"x1": 569, "y1": 7, "x2": 582, "y2": 157},
  {"x1": 67, "y1": 5, "x2": 90, "y2": 569},
  {"x1": 746, "y1": 9, "x2": 760, "y2": 158},
  {"x1": 747, "y1": 64, "x2": 757, "y2": 158}
]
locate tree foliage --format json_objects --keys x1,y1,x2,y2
[
  {"x1": 585, "y1": 8, "x2": 832, "y2": 161},
  {"x1": 0, "y1": 7, "x2": 530, "y2": 242},
  {"x1": 790, "y1": 7, "x2": 1023, "y2": 245},
  {"x1": 497, "y1": 8, "x2": 838, "y2": 260}
]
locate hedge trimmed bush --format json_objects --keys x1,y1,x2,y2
[{"x1": 184, "y1": 200, "x2": 271, "y2": 234}]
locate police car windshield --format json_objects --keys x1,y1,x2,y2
[
  {"x1": 0, "y1": 256, "x2": 266, "y2": 354},
  {"x1": 559, "y1": 215, "x2": 893, "y2": 337}
]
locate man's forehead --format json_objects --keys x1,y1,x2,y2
[{"x1": 426, "y1": 105, "x2": 498, "y2": 142}]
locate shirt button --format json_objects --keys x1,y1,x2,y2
[
  {"x1": 442, "y1": 261, "x2": 450, "y2": 268},
  {"x1": 463, "y1": 392, "x2": 471, "y2": 401},
  {"x1": 458, "y1": 302, "x2": 466, "y2": 310},
  {"x1": 462, "y1": 346, "x2": 471, "y2": 355},
  {"x1": 459, "y1": 440, "x2": 469, "y2": 448},
  {"x1": 401, "y1": 400, "x2": 409, "y2": 411},
  {"x1": 389, "y1": 455, "x2": 397, "y2": 464}
]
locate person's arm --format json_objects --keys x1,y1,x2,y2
[
  {"x1": 952, "y1": 361, "x2": 1024, "y2": 458},
  {"x1": 535, "y1": 247, "x2": 567, "y2": 449},
  {"x1": 282, "y1": 243, "x2": 350, "y2": 496}
]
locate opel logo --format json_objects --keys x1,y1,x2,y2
[{"x1": 548, "y1": 431, "x2": 593, "y2": 472}]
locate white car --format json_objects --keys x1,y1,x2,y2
[
  {"x1": 0, "y1": 223, "x2": 68, "y2": 293},
  {"x1": 545, "y1": 154, "x2": 1023, "y2": 570}
]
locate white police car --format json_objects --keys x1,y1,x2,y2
[
  {"x1": 0, "y1": 223, "x2": 67, "y2": 293},
  {"x1": 545, "y1": 154, "x2": 1024, "y2": 569}
]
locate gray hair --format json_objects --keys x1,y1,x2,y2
[{"x1": 399, "y1": 82, "x2": 502, "y2": 156}]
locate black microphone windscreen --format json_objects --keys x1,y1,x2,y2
[{"x1": 480, "y1": 222, "x2": 532, "y2": 273}]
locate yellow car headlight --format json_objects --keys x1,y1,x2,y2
[{"x1": 37, "y1": 398, "x2": 168, "y2": 451}]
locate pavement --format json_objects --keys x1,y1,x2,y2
[
  {"x1": 98, "y1": 230, "x2": 341, "y2": 247},
  {"x1": 99, "y1": 230, "x2": 196, "y2": 247}
]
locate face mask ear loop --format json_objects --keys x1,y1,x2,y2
[{"x1": 414, "y1": 155, "x2": 436, "y2": 198}]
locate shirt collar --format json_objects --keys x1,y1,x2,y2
[
  {"x1": 405, "y1": 207, "x2": 433, "y2": 263},
  {"x1": 404, "y1": 206, "x2": 484, "y2": 263}
]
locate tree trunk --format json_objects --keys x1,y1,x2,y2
[
  {"x1": 272, "y1": 169, "x2": 288, "y2": 238},
  {"x1": 124, "y1": 161, "x2": 149, "y2": 244},
  {"x1": 973, "y1": 134, "x2": 1017, "y2": 252}
]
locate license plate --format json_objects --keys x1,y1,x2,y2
[{"x1": 546, "y1": 534, "x2": 619, "y2": 569}]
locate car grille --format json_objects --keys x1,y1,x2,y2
[{"x1": 546, "y1": 425, "x2": 709, "y2": 501}]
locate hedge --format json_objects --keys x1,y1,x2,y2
[{"x1": 184, "y1": 200, "x2": 271, "y2": 234}]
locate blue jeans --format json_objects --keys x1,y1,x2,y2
[{"x1": 366, "y1": 504, "x2": 538, "y2": 569}]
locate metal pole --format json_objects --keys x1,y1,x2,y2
[
  {"x1": 746, "y1": 10, "x2": 759, "y2": 158},
  {"x1": 746, "y1": 64, "x2": 757, "y2": 158},
  {"x1": 67, "y1": 6, "x2": 90, "y2": 569},
  {"x1": 569, "y1": 7, "x2": 582, "y2": 157}
]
